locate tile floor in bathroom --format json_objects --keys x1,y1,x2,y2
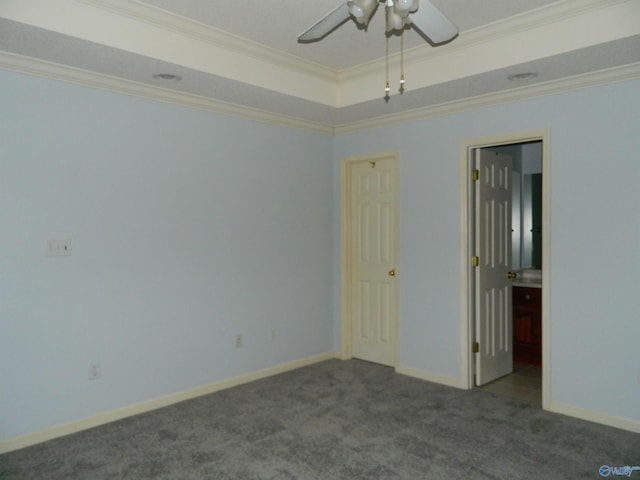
[{"x1": 479, "y1": 363, "x2": 542, "y2": 406}]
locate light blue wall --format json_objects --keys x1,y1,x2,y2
[
  {"x1": 334, "y1": 79, "x2": 640, "y2": 422},
  {"x1": 0, "y1": 71, "x2": 334, "y2": 439},
  {"x1": 2, "y1": 69, "x2": 639, "y2": 442}
]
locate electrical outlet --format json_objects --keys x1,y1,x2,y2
[
  {"x1": 270, "y1": 328, "x2": 277, "y2": 342},
  {"x1": 45, "y1": 238, "x2": 72, "y2": 257},
  {"x1": 88, "y1": 362, "x2": 101, "y2": 380},
  {"x1": 235, "y1": 334, "x2": 243, "y2": 349}
]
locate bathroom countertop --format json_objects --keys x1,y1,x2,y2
[
  {"x1": 513, "y1": 278, "x2": 542, "y2": 288},
  {"x1": 512, "y1": 269, "x2": 542, "y2": 288}
]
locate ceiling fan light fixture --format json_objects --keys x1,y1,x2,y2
[
  {"x1": 395, "y1": 0, "x2": 419, "y2": 16},
  {"x1": 299, "y1": 0, "x2": 458, "y2": 101},
  {"x1": 386, "y1": 6, "x2": 405, "y2": 32},
  {"x1": 348, "y1": 0, "x2": 378, "y2": 25}
]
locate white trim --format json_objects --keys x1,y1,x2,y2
[
  {"x1": 339, "y1": 0, "x2": 633, "y2": 81},
  {"x1": 396, "y1": 370, "x2": 640, "y2": 434},
  {"x1": 548, "y1": 401, "x2": 640, "y2": 434},
  {"x1": 337, "y1": 0, "x2": 640, "y2": 106},
  {"x1": 0, "y1": 351, "x2": 339, "y2": 454},
  {"x1": 0, "y1": 52, "x2": 334, "y2": 135},
  {"x1": 396, "y1": 365, "x2": 467, "y2": 390},
  {"x1": 0, "y1": 0, "x2": 337, "y2": 106},
  {"x1": 81, "y1": 0, "x2": 337, "y2": 83},
  {"x1": 335, "y1": 63, "x2": 640, "y2": 134},
  {"x1": 94, "y1": 0, "x2": 632, "y2": 89},
  {"x1": 1, "y1": 51, "x2": 639, "y2": 135},
  {"x1": 340, "y1": 157, "x2": 353, "y2": 361},
  {"x1": 2, "y1": 0, "x2": 639, "y2": 115},
  {"x1": 458, "y1": 130, "x2": 551, "y2": 408},
  {"x1": 12, "y1": 0, "x2": 634, "y2": 108}
]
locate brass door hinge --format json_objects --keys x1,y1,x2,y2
[
  {"x1": 472, "y1": 342, "x2": 479, "y2": 353},
  {"x1": 471, "y1": 169, "x2": 479, "y2": 181},
  {"x1": 471, "y1": 256, "x2": 479, "y2": 267}
]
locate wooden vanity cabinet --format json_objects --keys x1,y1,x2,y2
[{"x1": 512, "y1": 286, "x2": 542, "y2": 366}]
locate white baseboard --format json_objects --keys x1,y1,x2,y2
[
  {"x1": 547, "y1": 401, "x2": 640, "y2": 434},
  {"x1": 395, "y1": 366, "x2": 639, "y2": 433},
  {"x1": 395, "y1": 365, "x2": 467, "y2": 390},
  {"x1": 0, "y1": 351, "x2": 339, "y2": 454},
  {"x1": 5, "y1": 354, "x2": 635, "y2": 454}
]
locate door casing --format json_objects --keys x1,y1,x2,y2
[
  {"x1": 459, "y1": 130, "x2": 550, "y2": 409},
  {"x1": 340, "y1": 150, "x2": 399, "y2": 365}
]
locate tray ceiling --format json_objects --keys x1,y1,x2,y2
[{"x1": 1, "y1": 0, "x2": 639, "y2": 132}]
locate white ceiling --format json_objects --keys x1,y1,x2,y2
[
  {"x1": 141, "y1": 0, "x2": 560, "y2": 70},
  {"x1": 1, "y1": 0, "x2": 639, "y2": 132}
]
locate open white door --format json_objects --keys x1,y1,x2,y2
[{"x1": 474, "y1": 149, "x2": 514, "y2": 386}]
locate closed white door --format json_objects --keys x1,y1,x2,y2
[
  {"x1": 475, "y1": 149, "x2": 513, "y2": 385},
  {"x1": 349, "y1": 156, "x2": 398, "y2": 366}
]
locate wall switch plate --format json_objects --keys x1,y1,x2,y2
[{"x1": 46, "y1": 239, "x2": 72, "y2": 257}]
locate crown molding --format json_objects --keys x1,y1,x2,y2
[
  {"x1": 78, "y1": 0, "x2": 640, "y2": 109},
  {"x1": 340, "y1": 0, "x2": 636, "y2": 80},
  {"x1": 0, "y1": 51, "x2": 335, "y2": 135},
  {"x1": 80, "y1": 0, "x2": 633, "y2": 86},
  {"x1": 0, "y1": 0, "x2": 337, "y2": 106},
  {"x1": 78, "y1": 0, "x2": 337, "y2": 83},
  {"x1": 334, "y1": 62, "x2": 640, "y2": 134},
  {"x1": 2, "y1": 52, "x2": 638, "y2": 137},
  {"x1": 336, "y1": 0, "x2": 640, "y2": 106},
  {"x1": 5, "y1": 0, "x2": 638, "y2": 111}
]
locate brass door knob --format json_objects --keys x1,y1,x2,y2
[
  {"x1": 507, "y1": 271, "x2": 517, "y2": 279},
  {"x1": 388, "y1": 269, "x2": 396, "y2": 277}
]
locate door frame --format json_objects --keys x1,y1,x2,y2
[
  {"x1": 340, "y1": 150, "x2": 399, "y2": 364},
  {"x1": 458, "y1": 130, "x2": 551, "y2": 409}
]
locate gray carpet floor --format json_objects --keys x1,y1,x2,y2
[{"x1": 1, "y1": 359, "x2": 638, "y2": 479}]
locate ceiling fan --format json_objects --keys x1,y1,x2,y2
[{"x1": 298, "y1": 0, "x2": 458, "y2": 45}]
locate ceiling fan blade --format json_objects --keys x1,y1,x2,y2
[
  {"x1": 298, "y1": 3, "x2": 351, "y2": 42},
  {"x1": 409, "y1": 0, "x2": 458, "y2": 44}
]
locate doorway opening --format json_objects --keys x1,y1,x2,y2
[{"x1": 459, "y1": 130, "x2": 550, "y2": 410}]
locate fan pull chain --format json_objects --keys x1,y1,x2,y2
[
  {"x1": 399, "y1": 29, "x2": 405, "y2": 94},
  {"x1": 384, "y1": 33, "x2": 390, "y2": 102}
]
